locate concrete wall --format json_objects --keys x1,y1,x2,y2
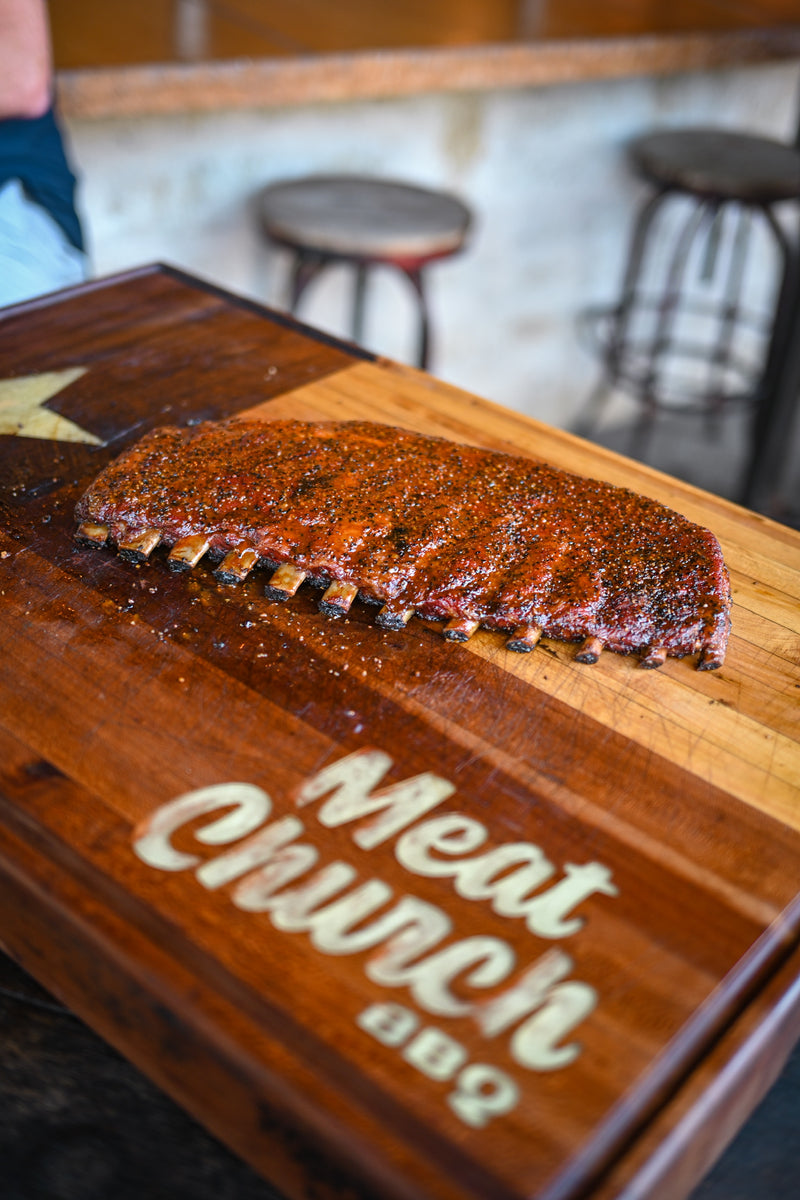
[{"x1": 64, "y1": 60, "x2": 799, "y2": 430}]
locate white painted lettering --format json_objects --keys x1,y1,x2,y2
[
  {"x1": 236, "y1": 860, "x2": 356, "y2": 921},
  {"x1": 357, "y1": 1003, "x2": 419, "y2": 1047},
  {"x1": 133, "y1": 782, "x2": 271, "y2": 871},
  {"x1": 357, "y1": 1006, "x2": 521, "y2": 1129},
  {"x1": 475, "y1": 950, "x2": 598, "y2": 1070},
  {"x1": 307, "y1": 891, "x2": 450, "y2": 959},
  {"x1": 475, "y1": 949, "x2": 575, "y2": 1036},
  {"x1": 521, "y1": 862, "x2": 619, "y2": 938},
  {"x1": 453, "y1": 843, "x2": 556, "y2": 915},
  {"x1": 131, "y1": 749, "x2": 619, "y2": 1086},
  {"x1": 197, "y1": 816, "x2": 307, "y2": 889},
  {"x1": 231, "y1": 837, "x2": 320, "y2": 910},
  {"x1": 395, "y1": 814, "x2": 487, "y2": 874},
  {"x1": 403, "y1": 1028, "x2": 468, "y2": 1081},
  {"x1": 511, "y1": 981, "x2": 597, "y2": 1070},
  {"x1": 448, "y1": 1064, "x2": 520, "y2": 1129},
  {"x1": 371, "y1": 935, "x2": 514, "y2": 1017},
  {"x1": 296, "y1": 749, "x2": 455, "y2": 849},
  {"x1": 238, "y1": 865, "x2": 452, "y2": 966}
]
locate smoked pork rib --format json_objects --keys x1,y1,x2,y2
[{"x1": 74, "y1": 418, "x2": 731, "y2": 668}]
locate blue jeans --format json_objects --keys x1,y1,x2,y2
[{"x1": 0, "y1": 178, "x2": 87, "y2": 307}]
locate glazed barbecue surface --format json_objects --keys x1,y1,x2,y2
[{"x1": 74, "y1": 418, "x2": 731, "y2": 668}]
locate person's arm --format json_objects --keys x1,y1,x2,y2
[{"x1": 0, "y1": 0, "x2": 52, "y2": 119}]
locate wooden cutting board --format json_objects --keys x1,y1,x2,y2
[{"x1": 1, "y1": 265, "x2": 799, "y2": 1200}]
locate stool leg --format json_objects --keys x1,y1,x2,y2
[
  {"x1": 572, "y1": 375, "x2": 612, "y2": 439},
  {"x1": 573, "y1": 189, "x2": 669, "y2": 438},
  {"x1": 749, "y1": 205, "x2": 794, "y2": 411},
  {"x1": 705, "y1": 204, "x2": 751, "y2": 433},
  {"x1": 644, "y1": 197, "x2": 711, "y2": 400},
  {"x1": 629, "y1": 404, "x2": 658, "y2": 463},
  {"x1": 352, "y1": 262, "x2": 368, "y2": 346},
  {"x1": 288, "y1": 250, "x2": 326, "y2": 313},
  {"x1": 402, "y1": 266, "x2": 431, "y2": 370},
  {"x1": 626, "y1": 197, "x2": 710, "y2": 462},
  {"x1": 608, "y1": 190, "x2": 670, "y2": 377},
  {"x1": 741, "y1": 215, "x2": 799, "y2": 509}
]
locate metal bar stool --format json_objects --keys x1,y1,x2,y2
[
  {"x1": 576, "y1": 127, "x2": 800, "y2": 507},
  {"x1": 258, "y1": 175, "x2": 472, "y2": 371}
]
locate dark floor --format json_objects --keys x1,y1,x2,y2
[
  {"x1": 586, "y1": 403, "x2": 800, "y2": 529},
  {"x1": 691, "y1": 1040, "x2": 800, "y2": 1200},
  {"x1": 0, "y1": 954, "x2": 281, "y2": 1200}
]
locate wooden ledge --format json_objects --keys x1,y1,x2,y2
[{"x1": 56, "y1": 29, "x2": 800, "y2": 120}]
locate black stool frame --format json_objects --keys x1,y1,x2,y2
[
  {"x1": 277, "y1": 239, "x2": 440, "y2": 371},
  {"x1": 577, "y1": 183, "x2": 798, "y2": 506}
]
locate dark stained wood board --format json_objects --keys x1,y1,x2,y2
[
  {"x1": 591, "y1": 939, "x2": 800, "y2": 1200},
  {"x1": 1, "y1": 265, "x2": 799, "y2": 1200}
]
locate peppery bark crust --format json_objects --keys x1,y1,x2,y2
[{"x1": 74, "y1": 418, "x2": 731, "y2": 669}]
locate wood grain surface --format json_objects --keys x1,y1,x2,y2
[
  {"x1": 49, "y1": 0, "x2": 800, "y2": 69},
  {"x1": 56, "y1": 29, "x2": 800, "y2": 120},
  {"x1": 51, "y1": 0, "x2": 800, "y2": 120},
  {"x1": 0, "y1": 265, "x2": 798, "y2": 1200}
]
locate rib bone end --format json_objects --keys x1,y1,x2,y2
[
  {"x1": 506, "y1": 624, "x2": 543, "y2": 653},
  {"x1": 265, "y1": 562, "x2": 306, "y2": 602},
  {"x1": 697, "y1": 650, "x2": 723, "y2": 671},
  {"x1": 118, "y1": 528, "x2": 162, "y2": 563},
  {"x1": 575, "y1": 636, "x2": 603, "y2": 664},
  {"x1": 443, "y1": 617, "x2": 481, "y2": 643},
  {"x1": 375, "y1": 605, "x2": 415, "y2": 630},
  {"x1": 75, "y1": 521, "x2": 109, "y2": 549},
  {"x1": 640, "y1": 646, "x2": 668, "y2": 670},
  {"x1": 319, "y1": 580, "x2": 358, "y2": 616},
  {"x1": 214, "y1": 547, "x2": 259, "y2": 585},
  {"x1": 167, "y1": 534, "x2": 211, "y2": 572}
]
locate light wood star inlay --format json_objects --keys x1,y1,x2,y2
[{"x1": 0, "y1": 367, "x2": 102, "y2": 444}]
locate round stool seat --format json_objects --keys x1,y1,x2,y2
[
  {"x1": 259, "y1": 175, "x2": 471, "y2": 262},
  {"x1": 630, "y1": 129, "x2": 800, "y2": 204}
]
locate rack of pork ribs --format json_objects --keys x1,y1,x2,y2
[{"x1": 74, "y1": 418, "x2": 731, "y2": 670}]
